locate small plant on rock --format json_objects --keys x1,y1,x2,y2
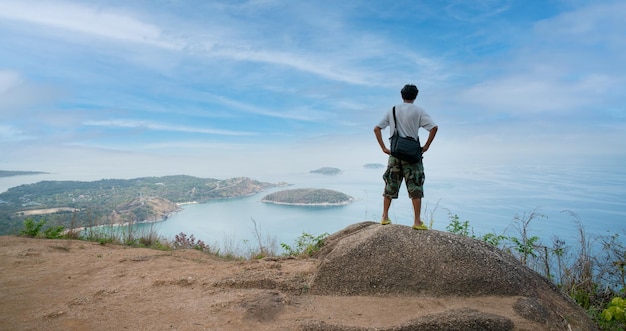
[
  {"x1": 281, "y1": 232, "x2": 329, "y2": 257},
  {"x1": 446, "y1": 214, "x2": 474, "y2": 237}
]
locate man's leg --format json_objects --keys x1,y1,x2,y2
[
  {"x1": 411, "y1": 197, "x2": 423, "y2": 227},
  {"x1": 381, "y1": 196, "x2": 392, "y2": 223},
  {"x1": 381, "y1": 157, "x2": 401, "y2": 224},
  {"x1": 405, "y1": 161, "x2": 426, "y2": 229}
]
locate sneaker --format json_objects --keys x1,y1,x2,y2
[
  {"x1": 412, "y1": 224, "x2": 428, "y2": 230},
  {"x1": 381, "y1": 219, "x2": 392, "y2": 225}
]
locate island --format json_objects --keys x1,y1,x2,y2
[
  {"x1": 310, "y1": 167, "x2": 342, "y2": 176},
  {"x1": 261, "y1": 188, "x2": 353, "y2": 206},
  {"x1": 363, "y1": 163, "x2": 385, "y2": 169}
]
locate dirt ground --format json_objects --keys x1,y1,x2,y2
[{"x1": 0, "y1": 236, "x2": 555, "y2": 330}]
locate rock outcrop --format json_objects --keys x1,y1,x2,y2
[{"x1": 307, "y1": 222, "x2": 598, "y2": 331}]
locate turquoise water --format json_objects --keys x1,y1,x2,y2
[
  {"x1": 138, "y1": 164, "x2": 626, "y2": 254},
  {"x1": 2, "y1": 163, "x2": 624, "y2": 254}
]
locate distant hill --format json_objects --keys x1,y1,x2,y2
[
  {"x1": 0, "y1": 175, "x2": 278, "y2": 235},
  {"x1": 0, "y1": 170, "x2": 49, "y2": 178},
  {"x1": 310, "y1": 167, "x2": 342, "y2": 175},
  {"x1": 261, "y1": 188, "x2": 353, "y2": 206}
]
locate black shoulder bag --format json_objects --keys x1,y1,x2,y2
[{"x1": 389, "y1": 106, "x2": 422, "y2": 163}]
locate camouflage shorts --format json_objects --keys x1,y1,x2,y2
[{"x1": 382, "y1": 155, "x2": 425, "y2": 199}]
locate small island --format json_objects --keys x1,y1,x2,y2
[
  {"x1": 310, "y1": 167, "x2": 342, "y2": 176},
  {"x1": 261, "y1": 188, "x2": 353, "y2": 206},
  {"x1": 363, "y1": 163, "x2": 385, "y2": 169}
]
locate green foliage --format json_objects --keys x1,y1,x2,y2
[
  {"x1": 442, "y1": 210, "x2": 626, "y2": 330},
  {"x1": 149, "y1": 240, "x2": 172, "y2": 251},
  {"x1": 445, "y1": 214, "x2": 506, "y2": 247},
  {"x1": 481, "y1": 232, "x2": 508, "y2": 247},
  {"x1": 0, "y1": 175, "x2": 277, "y2": 236},
  {"x1": 602, "y1": 297, "x2": 626, "y2": 322},
  {"x1": 43, "y1": 225, "x2": 66, "y2": 239},
  {"x1": 281, "y1": 232, "x2": 329, "y2": 257},
  {"x1": 20, "y1": 218, "x2": 46, "y2": 237},
  {"x1": 82, "y1": 229, "x2": 115, "y2": 245},
  {"x1": 510, "y1": 235, "x2": 541, "y2": 262},
  {"x1": 445, "y1": 214, "x2": 474, "y2": 237},
  {"x1": 262, "y1": 188, "x2": 352, "y2": 205},
  {"x1": 19, "y1": 218, "x2": 66, "y2": 239},
  {"x1": 572, "y1": 286, "x2": 593, "y2": 309}
]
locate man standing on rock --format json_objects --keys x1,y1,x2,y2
[{"x1": 373, "y1": 84, "x2": 438, "y2": 230}]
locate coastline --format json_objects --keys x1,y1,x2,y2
[{"x1": 260, "y1": 198, "x2": 354, "y2": 206}]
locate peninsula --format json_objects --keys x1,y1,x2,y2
[{"x1": 0, "y1": 175, "x2": 278, "y2": 235}]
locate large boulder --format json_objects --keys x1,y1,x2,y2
[{"x1": 309, "y1": 222, "x2": 597, "y2": 331}]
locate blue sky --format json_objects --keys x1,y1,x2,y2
[{"x1": 0, "y1": 0, "x2": 624, "y2": 180}]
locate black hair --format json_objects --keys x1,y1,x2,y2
[{"x1": 401, "y1": 84, "x2": 419, "y2": 100}]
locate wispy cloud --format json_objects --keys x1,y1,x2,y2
[
  {"x1": 202, "y1": 93, "x2": 329, "y2": 122},
  {"x1": 83, "y1": 119, "x2": 255, "y2": 136},
  {"x1": 0, "y1": 124, "x2": 34, "y2": 142},
  {"x1": 0, "y1": 0, "x2": 624, "y2": 176},
  {"x1": 0, "y1": 70, "x2": 64, "y2": 116},
  {"x1": 0, "y1": 1, "x2": 181, "y2": 49}
]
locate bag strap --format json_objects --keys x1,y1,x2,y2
[{"x1": 392, "y1": 106, "x2": 401, "y2": 136}]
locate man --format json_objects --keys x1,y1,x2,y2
[{"x1": 373, "y1": 84, "x2": 438, "y2": 230}]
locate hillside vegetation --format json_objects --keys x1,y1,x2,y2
[
  {"x1": 261, "y1": 188, "x2": 353, "y2": 206},
  {"x1": 0, "y1": 175, "x2": 277, "y2": 235}
]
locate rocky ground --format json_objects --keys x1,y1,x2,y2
[{"x1": 0, "y1": 223, "x2": 598, "y2": 331}]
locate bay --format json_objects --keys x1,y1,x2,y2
[
  {"x1": 138, "y1": 164, "x2": 626, "y2": 254},
  {"x1": 2, "y1": 163, "x2": 624, "y2": 255}
]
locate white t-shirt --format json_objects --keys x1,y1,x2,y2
[{"x1": 376, "y1": 103, "x2": 437, "y2": 139}]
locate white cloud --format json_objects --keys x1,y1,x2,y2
[
  {"x1": 445, "y1": 0, "x2": 513, "y2": 22},
  {"x1": 0, "y1": 70, "x2": 64, "y2": 116},
  {"x1": 456, "y1": 73, "x2": 615, "y2": 114},
  {"x1": 0, "y1": 124, "x2": 34, "y2": 142},
  {"x1": 202, "y1": 93, "x2": 328, "y2": 122},
  {"x1": 0, "y1": 1, "x2": 444, "y2": 88},
  {"x1": 0, "y1": 1, "x2": 181, "y2": 49},
  {"x1": 83, "y1": 119, "x2": 255, "y2": 136},
  {"x1": 1, "y1": 0, "x2": 624, "y2": 180},
  {"x1": 0, "y1": 70, "x2": 22, "y2": 92},
  {"x1": 446, "y1": 1, "x2": 625, "y2": 117},
  {"x1": 533, "y1": 1, "x2": 626, "y2": 48}
]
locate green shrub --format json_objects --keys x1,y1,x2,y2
[
  {"x1": 20, "y1": 218, "x2": 46, "y2": 237},
  {"x1": 602, "y1": 297, "x2": 626, "y2": 322},
  {"x1": 281, "y1": 232, "x2": 328, "y2": 257},
  {"x1": 446, "y1": 214, "x2": 474, "y2": 237},
  {"x1": 481, "y1": 232, "x2": 507, "y2": 247},
  {"x1": 43, "y1": 225, "x2": 66, "y2": 239}
]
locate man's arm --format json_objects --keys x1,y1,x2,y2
[
  {"x1": 421, "y1": 126, "x2": 438, "y2": 153},
  {"x1": 374, "y1": 126, "x2": 390, "y2": 155}
]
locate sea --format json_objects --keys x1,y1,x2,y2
[{"x1": 1, "y1": 163, "x2": 625, "y2": 255}]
